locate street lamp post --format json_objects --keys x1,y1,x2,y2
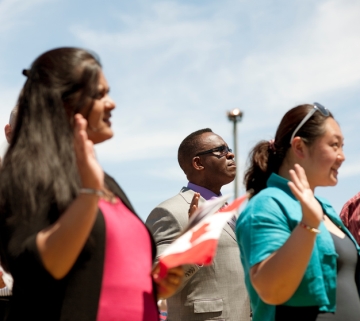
[{"x1": 227, "y1": 108, "x2": 243, "y2": 199}]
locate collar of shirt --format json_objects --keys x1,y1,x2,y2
[
  {"x1": 187, "y1": 182, "x2": 221, "y2": 200},
  {"x1": 266, "y1": 173, "x2": 359, "y2": 249}
]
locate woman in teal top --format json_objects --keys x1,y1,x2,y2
[{"x1": 236, "y1": 103, "x2": 360, "y2": 321}]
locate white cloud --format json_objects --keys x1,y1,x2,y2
[
  {"x1": 0, "y1": 0, "x2": 52, "y2": 33},
  {"x1": 231, "y1": 0, "x2": 360, "y2": 109},
  {"x1": 70, "y1": 0, "x2": 358, "y2": 162},
  {"x1": 0, "y1": 0, "x2": 359, "y2": 217},
  {"x1": 72, "y1": 1, "x2": 360, "y2": 114},
  {"x1": 94, "y1": 127, "x2": 183, "y2": 162}
]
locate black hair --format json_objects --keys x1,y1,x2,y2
[
  {"x1": 0, "y1": 48, "x2": 102, "y2": 268},
  {"x1": 178, "y1": 128, "x2": 213, "y2": 173},
  {"x1": 244, "y1": 104, "x2": 334, "y2": 198}
]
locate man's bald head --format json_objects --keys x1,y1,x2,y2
[
  {"x1": 178, "y1": 129, "x2": 236, "y2": 194},
  {"x1": 178, "y1": 128, "x2": 213, "y2": 174}
]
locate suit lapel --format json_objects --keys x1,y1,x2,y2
[
  {"x1": 179, "y1": 187, "x2": 206, "y2": 206},
  {"x1": 223, "y1": 221, "x2": 237, "y2": 241}
]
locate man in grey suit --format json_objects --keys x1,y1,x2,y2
[{"x1": 146, "y1": 128, "x2": 250, "y2": 321}]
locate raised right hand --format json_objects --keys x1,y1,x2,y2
[
  {"x1": 288, "y1": 164, "x2": 323, "y2": 227},
  {"x1": 188, "y1": 192, "x2": 200, "y2": 218},
  {"x1": 73, "y1": 114, "x2": 104, "y2": 190}
]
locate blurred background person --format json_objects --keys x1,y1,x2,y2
[
  {"x1": 0, "y1": 268, "x2": 12, "y2": 321},
  {"x1": 340, "y1": 193, "x2": 360, "y2": 245},
  {"x1": 0, "y1": 106, "x2": 17, "y2": 320},
  {"x1": 237, "y1": 103, "x2": 360, "y2": 321},
  {"x1": 4, "y1": 106, "x2": 18, "y2": 144},
  {"x1": 0, "y1": 47, "x2": 183, "y2": 321}
]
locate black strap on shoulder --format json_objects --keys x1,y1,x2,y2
[{"x1": 104, "y1": 173, "x2": 136, "y2": 214}]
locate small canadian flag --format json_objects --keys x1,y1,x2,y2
[{"x1": 158, "y1": 194, "x2": 248, "y2": 278}]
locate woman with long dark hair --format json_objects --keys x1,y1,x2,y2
[
  {"x1": 0, "y1": 47, "x2": 183, "y2": 321},
  {"x1": 236, "y1": 103, "x2": 360, "y2": 321}
]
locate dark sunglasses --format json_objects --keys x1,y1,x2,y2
[
  {"x1": 290, "y1": 102, "x2": 330, "y2": 144},
  {"x1": 196, "y1": 145, "x2": 232, "y2": 158}
]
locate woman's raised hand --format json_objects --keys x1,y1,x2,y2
[
  {"x1": 288, "y1": 164, "x2": 323, "y2": 228},
  {"x1": 37, "y1": 114, "x2": 104, "y2": 279},
  {"x1": 73, "y1": 114, "x2": 104, "y2": 190}
]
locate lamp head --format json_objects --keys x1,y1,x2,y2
[{"x1": 227, "y1": 108, "x2": 243, "y2": 122}]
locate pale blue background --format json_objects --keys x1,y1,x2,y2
[{"x1": 1, "y1": 0, "x2": 359, "y2": 220}]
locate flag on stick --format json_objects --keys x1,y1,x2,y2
[{"x1": 158, "y1": 194, "x2": 248, "y2": 278}]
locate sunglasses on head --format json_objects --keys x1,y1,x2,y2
[
  {"x1": 195, "y1": 145, "x2": 232, "y2": 158},
  {"x1": 289, "y1": 102, "x2": 330, "y2": 144}
]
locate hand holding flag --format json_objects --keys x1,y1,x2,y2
[{"x1": 157, "y1": 194, "x2": 248, "y2": 279}]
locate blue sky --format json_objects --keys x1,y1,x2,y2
[{"x1": 1, "y1": 0, "x2": 360, "y2": 220}]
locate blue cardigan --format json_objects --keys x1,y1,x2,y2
[{"x1": 236, "y1": 173, "x2": 360, "y2": 321}]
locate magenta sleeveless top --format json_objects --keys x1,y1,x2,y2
[{"x1": 97, "y1": 198, "x2": 158, "y2": 321}]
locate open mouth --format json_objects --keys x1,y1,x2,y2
[{"x1": 103, "y1": 118, "x2": 112, "y2": 126}]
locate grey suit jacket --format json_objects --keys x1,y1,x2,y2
[{"x1": 146, "y1": 187, "x2": 250, "y2": 321}]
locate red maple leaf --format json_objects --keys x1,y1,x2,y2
[{"x1": 190, "y1": 223, "x2": 210, "y2": 244}]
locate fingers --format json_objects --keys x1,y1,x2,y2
[
  {"x1": 288, "y1": 181, "x2": 302, "y2": 201},
  {"x1": 154, "y1": 266, "x2": 184, "y2": 299},
  {"x1": 0, "y1": 275, "x2": 6, "y2": 289},
  {"x1": 288, "y1": 164, "x2": 323, "y2": 225},
  {"x1": 294, "y1": 164, "x2": 310, "y2": 188},
  {"x1": 74, "y1": 114, "x2": 87, "y2": 134},
  {"x1": 152, "y1": 265, "x2": 183, "y2": 283},
  {"x1": 288, "y1": 164, "x2": 312, "y2": 203},
  {"x1": 73, "y1": 114, "x2": 104, "y2": 189},
  {"x1": 74, "y1": 115, "x2": 88, "y2": 153},
  {"x1": 159, "y1": 273, "x2": 182, "y2": 286},
  {"x1": 290, "y1": 164, "x2": 309, "y2": 188},
  {"x1": 188, "y1": 193, "x2": 200, "y2": 218},
  {"x1": 152, "y1": 263, "x2": 160, "y2": 275},
  {"x1": 74, "y1": 114, "x2": 97, "y2": 158},
  {"x1": 288, "y1": 164, "x2": 310, "y2": 195},
  {"x1": 167, "y1": 266, "x2": 184, "y2": 278}
]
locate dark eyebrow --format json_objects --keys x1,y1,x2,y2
[
  {"x1": 97, "y1": 86, "x2": 110, "y2": 97},
  {"x1": 98, "y1": 83, "x2": 110, "y2": 91}
]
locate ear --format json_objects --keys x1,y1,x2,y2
[
  {"x1": 290, "y1": 137, "x2": 307, "y2": 159},
  {"x1": 4, "y1": 124, "x2": 12, "y2": 144},
  {"x1": 192, "y1": 156, "x2": 205, "y2": 171}
]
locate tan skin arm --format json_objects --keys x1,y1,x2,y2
[
  {"x1": 36, "y1": 114, "x2": 186, "y2": 300},
  {"x1": 250, "y1": 164, "x2": 323, "y2": 305},
  {"x1": 36, "y1": 114, "x2": 104, "y2": 280}
]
